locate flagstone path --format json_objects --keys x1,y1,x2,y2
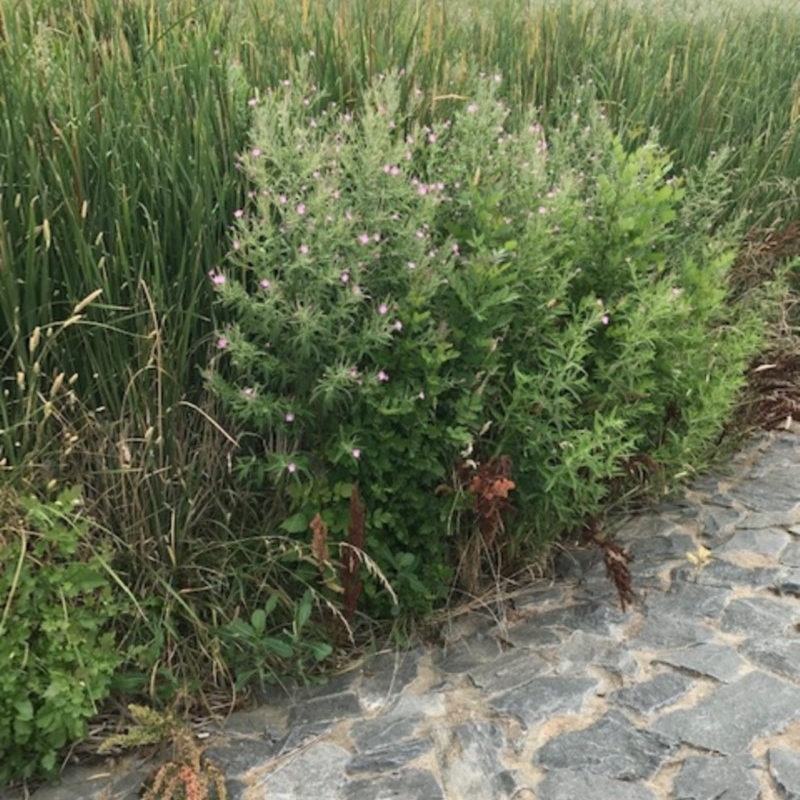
[{"x1": 15, "y1": 429, "x2": 800, "y2": 800}]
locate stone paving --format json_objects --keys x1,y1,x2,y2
[{"x1": 16, "y1": 429, "x2": 800, "y2": 800}]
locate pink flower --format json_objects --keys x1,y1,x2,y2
[
  {"x1": 340, "y1": 271, "x2": 350, "y2": 283},
  {"x1": 287, "y1": 462, "x2": 297, "y2": 473},
  {"x1": 232, "y1": 240, "x2": 241, "y2": 250},
  {"x1": 209, "y1": 270, "x2": 226, "y2": 285},
  {"x1": 601, "y1": 315, "x2": 610, "y2": 325},
  {"x1": 467, "y1": 103, "x2": 479, "y2": 114},
  {"x1": 393, "y1": 320, "x2": 403, "y2": 332},
  {"x1": 378, "y1": 303, "x2": 388, "y2": 315},
  {"x1": 248, "y1": 98, "x2": 258, "y2": 107},
  {"x1": 278, "y1": 194, "x2": 288, "y2": 204},
  {"x1": 259, "y1": 278, "x2": 271, "y2": 289},
  {"x1": 452, "y1": 243, "x2": 460, "y2": 254},
  {"x1": 377, "y1": 370, "x2": 389, "y2": 382},
  {"x1": 538, "y1": 206, "x2": 547, "y2": 215},
  {"x1": 428, "y1": 132, "x2": 437, "y2": 144},
  {"x1": 373, "y1": 232, "x2": 381, "y2": 242},
  {"x1": 251, "y1": 148, "x2": 261, "y2": 157},
  {"x1": 299, "y1": 244, "x2": 309, "y2": 255},
  {"x1": 243, "y1": 387, "x2": 255, "y2": 397},
  {"x1": 217, "y1": 337, "x2": 229, "y2": 349},
  {"x1": 358, "y1": 233, "x2": 370, "y2": 245},
  {"x1": 296, "y1": 203, "x2": 306, "y2": 215},
  {"x1": 285, "y1": 412, "x2": 295, "y2": 422},
  {"x1": 352, "y1": 448, "x2": 361, "y2": 459},
  {"x1": 234, "y1": 209, "x2": 244, "y2": 218}
]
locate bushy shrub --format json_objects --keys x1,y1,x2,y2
[
  {"x1": 0, "y1": 487, "x2": 124, "y2": 786},
  {"x1": 207, "y1": 68, "x2": 762, "y2": 617}
]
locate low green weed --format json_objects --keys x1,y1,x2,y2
[{"x1": 0, "y1": 486, "x2": 126, "y2": 786}]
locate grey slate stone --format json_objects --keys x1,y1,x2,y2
[
  {"x1": 672, "y1": 754, "x2": 760, "y2": 800},
  {"x1": 677, "y1": 559, "x2": 783, "y2": 589},
  {"x1": 720, "y1": 596, "x2": 800, "y2": 637},
  {"x1": 23, "y1": 763, "x2": 147, "y2": 800},
  {"x1": 222, "y1": 706, "x2": 288, "y2": 739},
  {"x1": 274, "y1": 721, "x2": 336, "y2": 753},
  {"x1": 740, "y1": 509, "x2": 800, "y2": 530},
  {"x1": 617, "y1": 514, "x2": 680, "y2": 540},
  {"x1": 644, "y1": 583, "x2": 730, "y2": 621},
  {"x1": 611, "y1": 672, "x2": 693, "y2": 715},
  {"x1": 349, "y1": 714, "x2": 419, "y2": 752},
  {"x1": 741, "y1": 637, "x2": 800, "y2": 681},
  {"x1": 536, "y1": 769, "x2": 658, "y2": 800},
  {"x1": 534, "y1": 710, "x2": 675, "y2": 780},
  {"x1": 782, "y1": 541, "x2": 800, "y2": 567},
  {"x1": 349, "y1": 693, "x2": 445, "y2": 751},
  {"x1": 713, "y1": 528, "x2": 790, "y2": 559},
  {"x1": 653, "y1": 643, "x2": 747, "y2": 683},
  {"x1": 554, "y1": 630, "x2": 638, "y2": 677},
  {"x1": 252, "y1": 742, "x2": 350, "y2": 800},
  {"x1": 468, "y1": 646, "x2": 550, "y2": 694},
  {"x1": 357, "y1": 648, "x2": 421, "y2": 709},
  {"x1": 653, "y1": 671, "x2": 800, "y2": 755},
  {"x1": 435, "y1": 633, "x2": 504, "y2": 674},
  {"x1": 519, "y1": 601, "x2": 628, "y2": 637},
  {"x1": 204, "y1": 739, "x2": 277, "y2": 777},
  {"x1": 437, "y1": 722, "x2": 515, "y2": 799},
  {"x1": 630, "y1": 612, "x2": 714, "y2": 650},
  {"x1": 224, "y1": 778, "x2": 248, "y2": 800},
  {"x1": 553, "y1": 545, "x2": 601, "y2": 581},
  {"x1": 769, "y1": 748, "x2": 800, "y2": 800},
  {"x1": 343, "y1": 769, "x2": 444, "y2": 800},
  {"x1": 288, "y1": 690, "x2": 362, "y2": 727},
  {"x1": 700, "y1": 505, "x2": 746, "y2": 536},
  {"x1": 346, "y1": 738, "x2": 432, "y2": 773},
  {"x1": 490, "y1": 675, "x2": 599, "y2": 728},
  {"x1": 513, "y1": 584, "x2": 570, "y2": 610},
  {"x1": 628, "y1": 533, "x2": 695, "y2": 565},
  {"x1": 728, "y1": 466, "x2": 800, "y2": 512},
  {"x1": 504, "y1": 618, "x2": 564, "y2": 648}
]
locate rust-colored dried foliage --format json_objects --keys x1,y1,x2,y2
[
  {"x1": 582, "y1": 517, "x2": 635, "y2": 611},
  {"x1": 310, "y1": 512, "x2": 329, "y2": 569},
  {"x1": 730, "y1": 220, "x2": 800, "y2": 432},
  {"x1": 730, "y1": 220, "x2": 800, "y2": 297},
  {"x1": 340, "y1": 483, "x2": 366, "y2": 622},
  {"x1": 140, "y1": 727, "x2": 226, "y2": 800},
  {"x1": 458, "y1": 455, "x2": 516, "y2": 549}
]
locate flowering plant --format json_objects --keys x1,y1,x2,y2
[{"x1": 208, "y1": 68, "x2": 761, "y2": 615}]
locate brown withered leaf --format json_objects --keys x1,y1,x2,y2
[{"x1": 310, "y1": 512, "x2": 329, "y2": 570}]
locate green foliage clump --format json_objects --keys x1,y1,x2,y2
[
  {"x1": 207, "y1": 69, "x2": 762, "y2": 619},
  {"x1": 0, "y1": 487, "x2": 124, "y2": 786}
]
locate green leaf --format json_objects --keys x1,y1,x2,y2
[
  {"x1": 264, "y1": 594, "x2": 279, "y2": 616},
  {"x1": 250, "y1": 608, "x2": 267, "y2": 636},
  {"x1": 262, "y1": 637, "x2": 294, "y2": 659},
  {"x1": 306, "y1": 641, "x2": 333, "y2": 662},
  {"x1": 14, "y1": 698, "x2": 34, "y2": 722},
  {"x1": 280, "y1": 513, "x2": 310, "y2": 534},
  {"x1": 295, "y1": 591, "x2": 313, "y2": 632}
]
